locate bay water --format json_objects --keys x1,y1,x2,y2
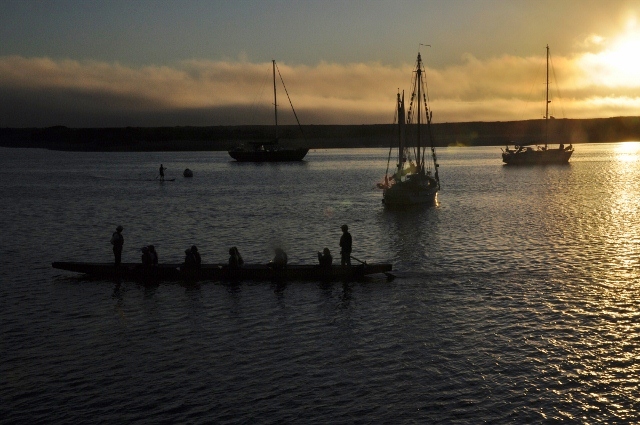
[{"x1": 2, "y1": 144, "x2": 640, "y2": 423}]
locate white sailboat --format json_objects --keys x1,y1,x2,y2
[{"x1": 380, "y1": 51, "x2": 440, "y2": 206}]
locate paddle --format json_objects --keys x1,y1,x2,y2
[{"x1": 350, "y1": 255, "x2": 367, "y2": 265}]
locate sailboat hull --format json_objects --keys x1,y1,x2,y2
[
  {"x1": 502, "y1": 148, "x2": 573, "y2": 165},
  {"x1": 228, "y1": 148, "x2": 309, "y2": 162},
  {"x1": 383, "y1": 176, "x2": 439, "y2": 206}
]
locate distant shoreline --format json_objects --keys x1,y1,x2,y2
[{"x1": 2, "y1": 116, "x2": 640, "y2": 151}]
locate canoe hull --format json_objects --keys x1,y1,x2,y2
[{"x1": 52, "y1": 262, "x2": 392, "y2": 282}]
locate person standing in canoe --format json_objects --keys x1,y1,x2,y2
[
  {"x1": 110, "y1": 225, "x2": 124, "y2": 266},
  {"x1": 159, "y1": 164, "x2": 166, "y2": 181},
  {"x1": 339, "y1": 224, "x2": 352, "y2": 266}
]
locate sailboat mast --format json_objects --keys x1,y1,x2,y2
[
  {"x1": 397, "y1": 91, "x2": 405, "y2": 172},
  {"x1": 545, "y1": 45, "x2": 549, "y2": 148},
  {"x1": 416, "y1": 53, "x2": 422, "y2": 173},
  {"x1": 273, "y1": 59, "x2": 278, "y2": 139}
]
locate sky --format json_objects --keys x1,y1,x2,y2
[{"x1": 2, "y1": 0, "x2": 640, "y2": 127}]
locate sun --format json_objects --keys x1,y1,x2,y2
[
  {"x1": 580, "y1": 20, "x2": 640, "y2": 87},
  {"x1": 600, "y1": 36, "x2": 640, "y2": 83}
]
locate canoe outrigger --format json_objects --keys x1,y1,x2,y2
[{"x1": 52, "y1": 261, "x2": 393, "y2": 283}]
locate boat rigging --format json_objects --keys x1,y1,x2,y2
[
  {"x1": 501, "y1": 45, "x2": 574, "y2": 165},
  {"x1": 380, "y1": 51, "x2": 440, "y2": 206},
  {"x1": 228, "y1": 60, "x2": 309, "y2": 162}
]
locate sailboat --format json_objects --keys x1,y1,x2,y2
[
  {"x1": 228, "y1": 60, "x2": 309, "y2": 162},
  {"x1": 379, "y1": 52, "x2": 440, "y2": 206},
  {"x1": 502, "y1": 45, "x2": 574, "y2": 165}
]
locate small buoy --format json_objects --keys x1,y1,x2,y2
[{"x1": 183, "y1": 168, "x2": 193, "y2": 178}]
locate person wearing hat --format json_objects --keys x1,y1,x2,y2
[
  {"x1": 339, "y1": 224, "x2": 352, "y2": 266},
  {"x1": 110, "y1": 225, "x2": 124, "y2": 266}
]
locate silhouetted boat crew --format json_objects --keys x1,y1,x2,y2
[
  {"x1": 229, "y1": 247, "x2": 244, "y2": 268},
  {"x1": 340, "y1": 225, "x2": 352, "y2": 266},
  {"x1": 269, "y1": 248, "x2": 288, "y2": 270},
  {"x1": 191, "y1": 246, "x2": 201, "y2": 266},
  {"x1": 148, "y1": 245, "x2": 158, "y2": 265},
  {"x1": 141, "y1": 246, "x2": 152, "y2": 265},
  {"x1": 317, "y1": 248, "x2": 333, "y2": 267},
  {"x1": 110, "y1": 225, "x2": 124, "y2": 266},
  {"x1": 184, "y1": 249, "x2": 197, "y2": 268}
]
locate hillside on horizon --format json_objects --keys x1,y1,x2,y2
[{"x1": 2, "y1": 116, "x2": 640, "y2": 151}]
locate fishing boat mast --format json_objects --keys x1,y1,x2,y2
[
  {"x1": 397, "y1": 91, "x2": 405, "y2": 174},
  {"x1": 418, "y1": 50, "x2": 440, "y2": 187}
]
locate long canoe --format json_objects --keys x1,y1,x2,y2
[{"x1": 52, "y1": 262, "x2": 393, "y2": 282}]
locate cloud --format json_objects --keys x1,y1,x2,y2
[{"x1": 1, "y1": 52, "x2": 639, "y2": 127}]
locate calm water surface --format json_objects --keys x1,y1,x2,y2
[{"x1": 2, "y1": 144, "x2": 640, "y2": 423}]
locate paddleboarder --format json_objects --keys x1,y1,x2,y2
[
  {"x1": 339, "y1": 224, "x2": 352, "y2": 266},
  {"x1": 159, "y1": 164, "x2": 166, "y2": 181},
  {"x1": 110, "y1": 225, "x2": 124, "y2": 266}
]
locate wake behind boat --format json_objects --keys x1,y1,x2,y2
[
  {"x1": 379, "y1": 51, "x2": 440, "y2": 207},
  {"x1": 502, "y1": 45, "x2": 574, "y2": 165},
  {"x1": 52, "y1": 261, "x2": 393, "y2": 282},
  {"x1": 228, "y1": 60, "x2": 309, "y2": 162}
]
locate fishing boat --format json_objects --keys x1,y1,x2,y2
[
  {"x1": 52, "y1": 261, "x2": 393, "y2": 282},
  {"x1": 228, "y1": 60, "x2": 309, "y2": 162},
  {"x1": 379, "y1": 51, "x2": 440, "y2": 206},
  {"x1": 502, "y1": 45, "x2": 574, "y2": 165}
]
